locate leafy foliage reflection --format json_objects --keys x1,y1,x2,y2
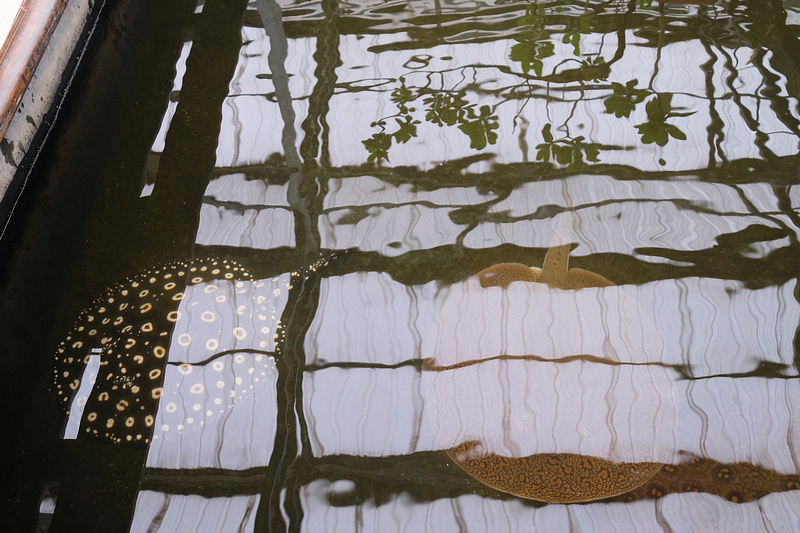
[{"x1": 362, "y1": 0, "x2": 701, "y2": 166}]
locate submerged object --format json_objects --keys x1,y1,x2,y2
[
  {"x1": 53, "y1": 258, "x2": 254, "y2": 445},
  {"x1": 424, "y1": 212, "x2": 676, "y2": 503}
]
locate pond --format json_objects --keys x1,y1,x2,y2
[{"x1": 1, "y1": 0, "x2": 800, "y2": 531}]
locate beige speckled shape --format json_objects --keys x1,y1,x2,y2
[{"x1": 455, "y1": 210, "x2": 662, "y2": 503}]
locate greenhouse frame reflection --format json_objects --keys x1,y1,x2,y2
[
  {"x1": 12, "y1": 0, "x2": 798, "y2": 530},
  {"x1": 135, "y1": 0, "x2": 800, "y2": 529}
]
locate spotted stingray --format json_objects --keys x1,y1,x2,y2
[
  {"x1": 53, "y1": 258, "x2": 253, "y2": 445},
  {"x1": 425, "y1": 211, "x2": 674, "y2": 503}
]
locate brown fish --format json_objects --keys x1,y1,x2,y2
[{"x1": 427, "y1": 209, "x2": 670, "y2": 503}]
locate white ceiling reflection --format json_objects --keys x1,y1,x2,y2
[
  {"x1": 305, "y1": 272, "x2": 438, "y2": 365},
  {"x1": 302, "y1": 270, "x2": 799, "y2": 474},
  {"x1": 299, "y1": 481, "x2": 800, "y2": 532},
  {"x1": 131, "y1": 491, "x2": 259, "y2": 533},
  {"x1": 197, "y1": 174, "x2": 295, "y2": 250}
]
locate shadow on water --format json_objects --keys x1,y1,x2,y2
[{"x1": 1, "y1": 0, "x2": 800, "y2": 530}]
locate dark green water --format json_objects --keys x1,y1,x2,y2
[{"x1": 1, "y1": 0, "x2": 799, "y2": 530}]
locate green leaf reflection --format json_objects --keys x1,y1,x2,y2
[
  {"x1": 363, "y1": 131, "x2": 393, "y2": 162},
  {"x1": 635, "y1": 93, "x2": 695, "y2": 147},
  {"x1": 535, "y1": 124, "x2": 601, "y2": 170},
  {"x1": 604, "y1": 79, "x2": 649, "y2": 118},
  {"x1": 458, "y1": 105, "x2": 500, "y2": 150},
  {"x1": 423, "y1": 91, "x2": 469, "y2": 127},
  {"x1": 510, "y1": 3, "x2": 554, "y2": 76}
]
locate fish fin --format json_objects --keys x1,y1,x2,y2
[
  {"x1": 478, "y1": 263, "x2": 538, "y2": 288},
  {"x1": 566, "y1": 268, "x2": 614, "y2": 289},
  {"x1": 538, "y1": 243, "x2": 571, "y2": 288}
]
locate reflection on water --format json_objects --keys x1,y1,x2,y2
[
  {"x1": 3, "y1": 0, "x2": 800, "y2": 530},
  {"x1": 423, "y1": 214, "x2": 674, "y2": 502}
]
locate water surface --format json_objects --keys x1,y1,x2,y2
[{"x1": 1, "y1": 0, "x2": 800, "y2": 531}]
